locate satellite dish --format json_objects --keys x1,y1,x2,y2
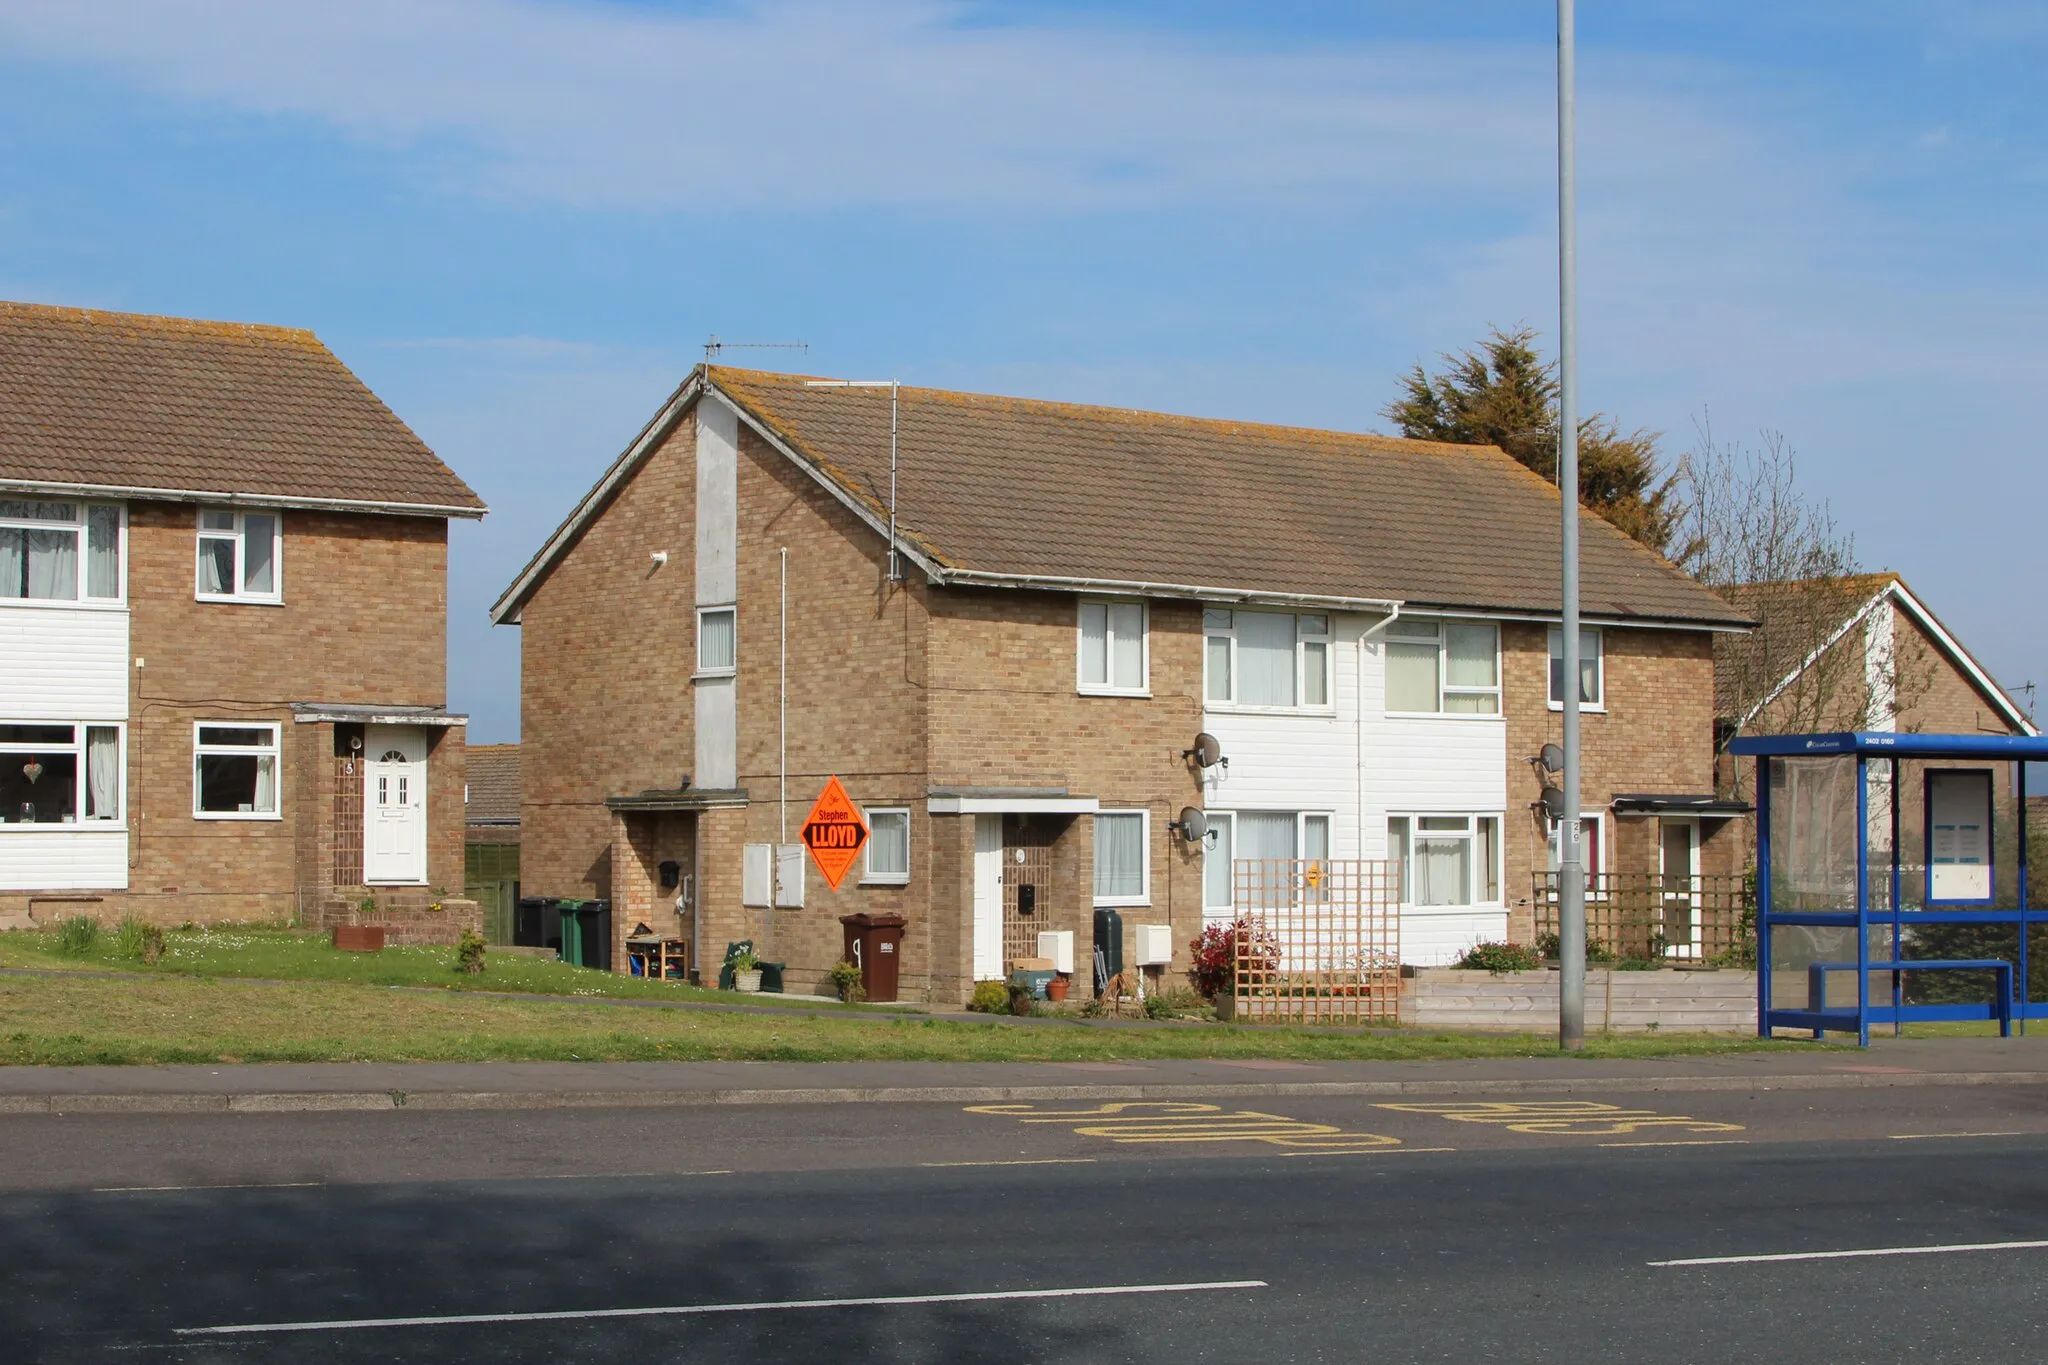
[
  {"x1": 1183, "y1": 732, "x2": 1225, "y2": 769},
  {"x1": 1538, "y1": 743, "x2": 1564, "y2": 774},
  {"x1": 1539, "y1": 785, "x2": 1567, "y2": 821},
  {"x1": 1171, "y1": 807, "x2": 1210, "y2": 843}
]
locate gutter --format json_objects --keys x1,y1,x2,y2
[
  {"x1": 0, "y1": 477, "x2": 485, "y2": 521},
  {"x1": 929, "y1": 568, "x2": 1403, "y2": 616}
]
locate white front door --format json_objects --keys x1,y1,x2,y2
[
  {"x1": 364, "y1": 725, "x2": 428, "y2": 885},
  {"x1": 972, "y1": 814, "x2": 1003, "y2": 981}
]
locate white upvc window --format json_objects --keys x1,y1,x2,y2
[
  {"x1": 1093, "y1": 809, "x2": 1150, "y2": 905},
  {"x1": 1201, "y1": 809, "x2": 1332, "y2": 912},
  {"x1": 0, "y1": 722, "x2": 124, "y2": 826},
  {"x1": 696, "y1": 605, "x2": 737, "y2": 677},
  {"x1": 1203, "y1": 609, "x2": 1331, "y2": 709},
  {"x1": 193, "y1": 722, "x2": 281, "y2": 819},
  {"x1": 196, "y1": 508, "x2": 281, "y2": 602},
  {"x1": 0, "y1": 500, "x2": 124, "y2": 604},
  {"x1": 1546, "y1": 811, "x2": 1608, "y2": 880},
  {"x1": 1547, "y1": 625, "x2": 1605, "y2": 709},
  {"x1": 863, "y1": 807, "x2": 911, "y2": 885},
  {"x1": 1388, "y1": 813, "x2": 1501, "y2": 906},
  {"x1": 1385, "y1": 617, "x2": 1499, "y2": 715},
  {"x1": 1077, "y1": 600, "x2": 1148, "y2": 695}
]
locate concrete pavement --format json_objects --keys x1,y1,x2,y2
[{"x1": 4, "y1": 1034, "x2": 2048, "y2": 1114}]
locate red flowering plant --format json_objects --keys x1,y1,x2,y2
[{"x1": 1187, "y1": 918, "x2": 1279, "y2": 1000}]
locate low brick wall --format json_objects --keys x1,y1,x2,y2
[
  {"x1": 1402, "y1": 968, "x2": 1758, "y2": 1034},
  {"x1": 310, "y1": 894, "x2": 482, "y2": 947}
]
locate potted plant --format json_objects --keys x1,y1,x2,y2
[
  {"x1": 731, "y1": 949, "x2": 763, "y2": 993},
  {"x1": 1046, "y1": 973, "x2": 1070, "y2": 1002}
]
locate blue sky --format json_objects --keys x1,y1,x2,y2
[{"x1": 3, "y1": 1, "x2": 2043, "y2": 741}]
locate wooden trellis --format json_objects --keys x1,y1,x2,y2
[{"x1": 1232, "y1": 859, "x2": 1401, "y2": 1025}]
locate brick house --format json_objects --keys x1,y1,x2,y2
[
  {"x1": 494, "y1": 367, "x2": 1749, "y2": 998},
  {"x1": 0, "y1": 302, "x2": 485, "y2": 938}
]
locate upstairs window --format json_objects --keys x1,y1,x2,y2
[
  {"x1": 1078, "y1": 600, "x2": 1148, "y2": 695},
  {"x1": 697, "y1": 605, "x2": 737, "y2": 677},
  {"x1": 1547, "y1": 626, "x2": 1604, "y2": 707},
  {"x1": 1204, "y1": 610, "x2": 1330, "y2": 708},
  {"x1": 1385, "y1": 618, "x2": 1499, "y2": 715},
  {"x1": 1, "y1": 500, "x2": 123, "y2": 603},
  {"x1": 196, "y1": 509, "x2": 281, "y2": 602}
]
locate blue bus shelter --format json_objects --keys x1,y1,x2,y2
[{"x1": 1728, "y1": 731, "x2": 2045, "y2": 1045}]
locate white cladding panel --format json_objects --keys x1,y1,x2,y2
[
  {"x1": 1356, "y1": 630, "x2": 1507, "y2": 855},
  {"x1": 1400, "y1": 906, "x2": 1511, "y2": 968},
  {"x1": 0, "y1": 828, "x2": 128, "y2": 891},
  {"x1": 0, "y1": 607, "x2": 129, "y2": 719}
]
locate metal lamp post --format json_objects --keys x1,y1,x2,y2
[{"x1": 1557, "y1": 0, "x2": 1586, "y2": 1051}]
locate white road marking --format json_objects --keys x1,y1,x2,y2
[
  {"x1": 1888, "y1": 1132, "x2": 2024, "y2": 1141},
  {"x1": 1652, "y1": 1240, "x2": 2048, "y2": 1268},
  {"x1": 176, "y1": 1279, "x2": 1270, "y2": 1336},
  {"x1": 920, "y1": 1158, "x2": 1098, "y2": 1168},
  {"x1": 91, "y1": 1182, "x2": 324, "y2": 1194}
]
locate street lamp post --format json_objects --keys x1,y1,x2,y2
[{"x1": 1557, "y1": 0, "x2": 1587, "y2": 1051}]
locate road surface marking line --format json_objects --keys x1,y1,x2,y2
[
  {"x1": 1888, "y1": 1132, "x2": 2024, "y2": 1141},
  {"x1": 1282, "y1": 1147, "x2": 1457, "y2": 1158},
  {"x1": 90, "y1": 1182, "x2": 324, "y2": 1194},
  {"x1": 1599, "y1": 1140, "x2": 1750, "y2": 1149},
  {"x1": 1652, "y1": 1240, "x2": 2048, "y2": 1268},
  {"x1": 175, "y1": 1279, "x2": 1270, "y2": 1336},
  {"x1": 920, "y1": 1159, "x2": 1099, "y2": 1168}
]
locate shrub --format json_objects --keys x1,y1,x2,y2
[
  {"x1": 1455, "y1": 940, "x2": 1541, "y2": 973},
  {"x1": 966, "y1": 980, "x2": 1009, "y2": 1014},
  {"x1": 829, "y1": 959, "x2": 866, "y2": 1003},
  {"x1": 1144, "y1": 986, "x2": 1206, "y2": 1020},
  {"x1": 1186, "y1": 917, "x2": 1279, "y2": 999},
  {"x1": 456, "y1": 929, "x2": 487, "y2": 976},
  {"x1": 1007, "y1": 983, "x2": 1035, "y2": 1017},
  {"x1": 54, "y1": 916, "x2": 100, "y2": 956},
  {"x1": 1535, "y1": 931, "x2": 1618, "y2": 965},
  {"x1": 1078, "y1": 996, "x2": 1106, "y2": 1019}
]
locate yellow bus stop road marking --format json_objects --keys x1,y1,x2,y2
[
  {"x1": 965, "y1": 1101, "x2": 1408, "y2": 1152},
  {"x1": 1373, "y1": 1100, "x2": 1745, "y2": 1138}
]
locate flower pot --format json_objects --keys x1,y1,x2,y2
[
  {"x1": 735, "y1": 969, "x2": 763, "y2": 993},
  {"x1": 332, "y1": 925, "x2": 385, "y2": 953},
  {"x1": 1046, "y1": 976, "x2": 1070, "y2": 1002},
  {"x1": 1214, "y1": 993, "x2": 1235, "y2": 1022}
]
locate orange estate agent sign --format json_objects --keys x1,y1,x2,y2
[{"x1": 801, "y1": 776, "x2": 870, "y2": 891}]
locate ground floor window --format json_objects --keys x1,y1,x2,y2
[
  {"x1": 1202, "y1": 810, "x2": 1333, "y2": 912},
  {"x1": 1545, "y1": 811, "x2": 1607, "y2": 880},
  {"x1": 0, "y1": 722, "x2": 122, "y2": 826},
  {"x1": 194, "y1": 722, "x2": 280, "y2": 818},
  {"x1": 1389, "y1": 813, "x2": 1500, "y2": 906},
  {"x1": 863, "y1": 807, "x2": 911, "y2": 884},
  {"x1": 1093, "y1": 809, "x2": 1150, "y2": 905}
]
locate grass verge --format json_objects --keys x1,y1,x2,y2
[{"x1": 0, "y1": 970, "x2": 1807, "y2": 1066}]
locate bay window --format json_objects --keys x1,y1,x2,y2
[
  {"x1": 194, "y1": 723, "x2": 280, "y2": 818},
  {"x1": 1203, "y1": 609, "x2": 1330, "y2": 708},
  {"x1": 196, "y1": 508, "x2": 281, "y2": 602},
  {"x1": 1, "y1": 500, "x2": 123, "y2": 602},
  {"x1": 0, "y1": 723, "x2": 122, "y2": 825},
  {"x1": 1388, "y1": 814, "x2": 1500, "y2": 906},
  {"x1": 1093, "y1": 809, "x2": 1150, "y2": 904},
  {"x1": 1386, "y1": 618, "x2": 1499, "y2": 715},
  {"x1": 1547, "y1": 626, "x2": 1604, "y2": 707},
  {"x1": 1078, "y1": 600, "x2": 1148, "y2": 694}
]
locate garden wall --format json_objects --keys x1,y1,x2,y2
[{"x1": 1402, "y1": 968, "x2": 1757, "y2": 1034}]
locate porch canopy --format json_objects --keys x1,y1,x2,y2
[{"x1": 1727, "y1": 731, "x2": 2047, "y2": 1045}]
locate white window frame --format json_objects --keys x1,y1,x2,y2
[
  {"x1": 861, "y1": 806, "x2": 911, "y2": 886},
  {"x1": 1076, "y1": 599, "x2": 1150, "y2": 696},
  {"x1": 696, "y1": 604, "x2": 737, "y2": 678},
  {"x1": 0, "y1": 500, "x2": 125, "y2": 606},
  {"x1": 1201, "y1": 809, "x2": 1334, "y2": 912},
  {"x1": 1547, "y1": 810, "x2": 1610, "y2": 888},
  {"x1": 1547, "y1": 625, "x2": 1606, "y2": 711},
  {"x1": 1093, "y1": 808, "x2": 1151, "y2": 906},
  {"x1": 195, "y1": 507, "x2": 283, "y2": 604},
  {"x1": 192, "y1": 721, "x2": 283, "y2": 821},
  {"x1": 1388, "y1": 812, "x2": 1503, "y2": 907},
  {"x1": 1202, "y1": 609, "x2": 1334, "y2": 712},
  {"x1": 1383, "y1": 616, "x2": 1501, "y2": 717},
  {"x1": 0, "y1": 721, "x2": 125, "y2": 827}
]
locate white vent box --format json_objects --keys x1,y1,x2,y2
[
  {"x1": 1134, "y1": 924, "x2": 1174, "y2": 967},
  {"x1": 742, "y1": 843, "x2": 773, "y2": 908},
  {"x1": 1036, "y1": 930, "x2": 1075, "y2": 975}
]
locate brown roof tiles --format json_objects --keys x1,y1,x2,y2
[{"x1": 0, "y1": 301, "x2": 484, "y2": 514}]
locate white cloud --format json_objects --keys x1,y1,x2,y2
[{"x1": 0, "y1": 0, "x2": 1565, "y2": 212}]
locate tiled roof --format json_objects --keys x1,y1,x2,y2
[
  {"x1": 1711, "y1": 575, "x2": 1894, "y2": 718},
  {"x1": 0, "y1": 301, "x2": 484, "y2": 514},
  {"x1": 708, "y1": 368, "x2": 1748, "y2": 626},
  {"x1": 465, "y1": 744, "x2": 520, "y2": 825}
]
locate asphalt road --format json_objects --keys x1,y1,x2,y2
[{"x1": 7, "y1": 1086, "x2": 2048, "y2": 1362}]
